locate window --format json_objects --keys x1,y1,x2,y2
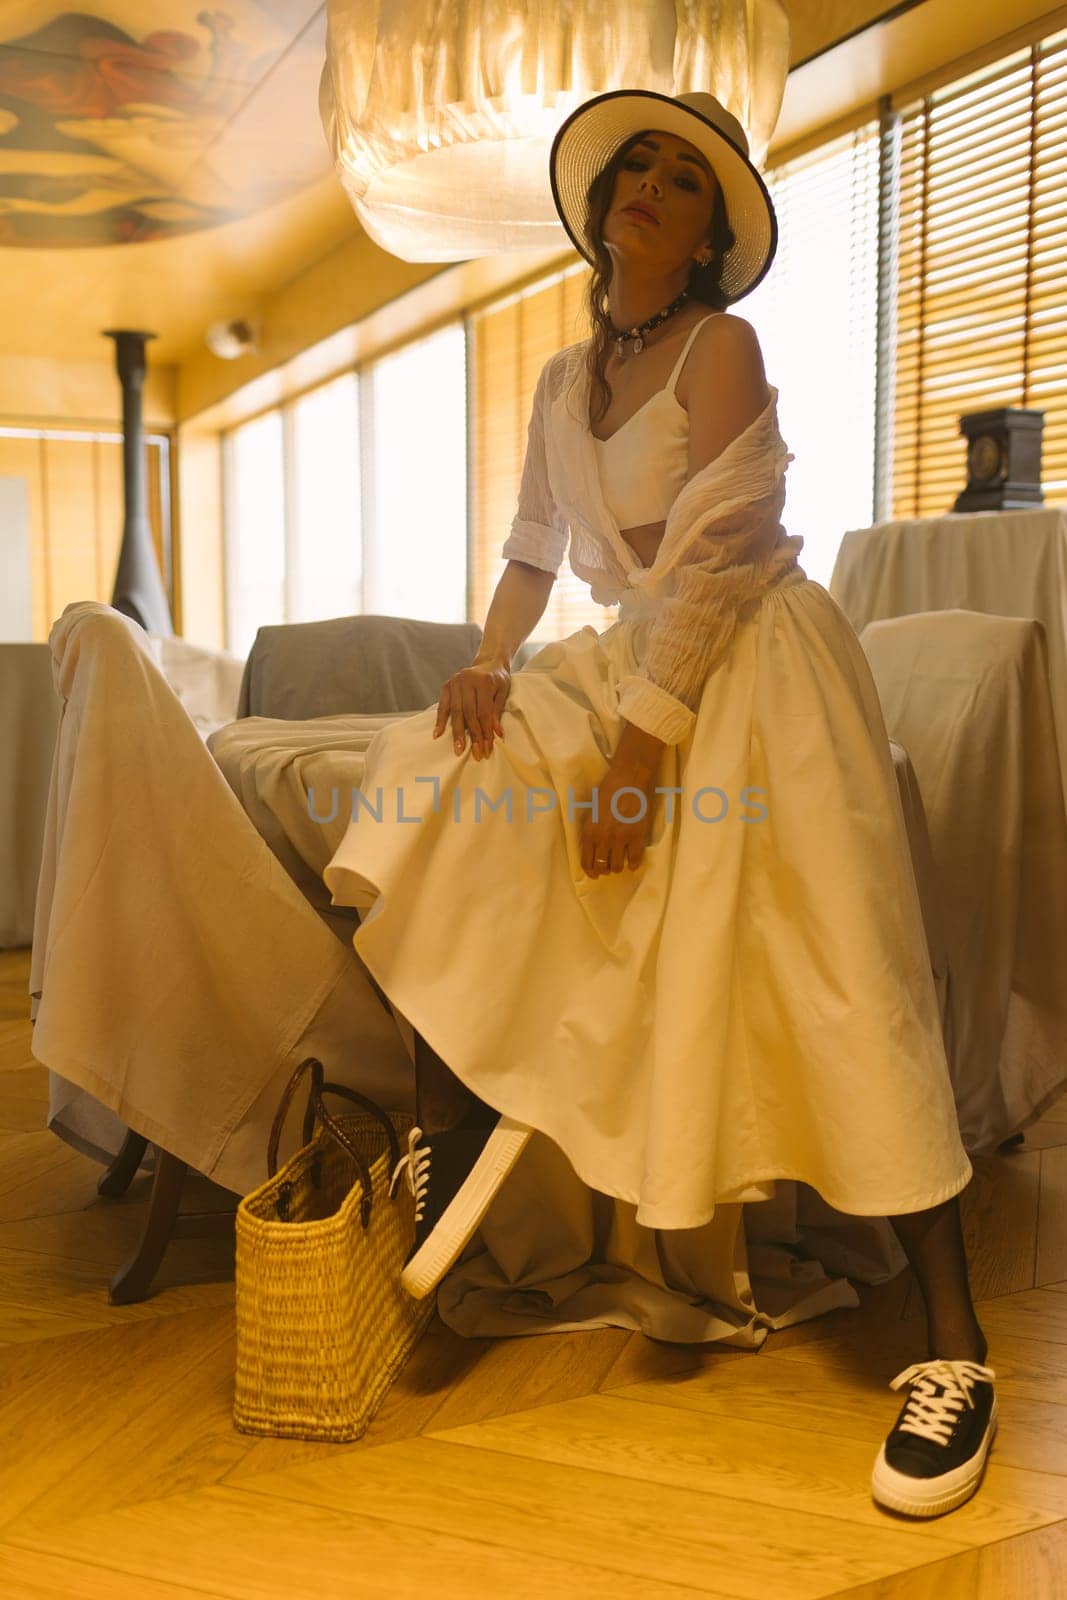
[
  {"x1": 223, "y1": 328, "x2": 466, "y2": 655},
  {"x1": 289, "y1": 374, "x2": 361, "y2": 626},
  {"x1": 745, "y1": 123, "x2": 881, "y2": 585},
  {"x1": 363, "y1": 323, "x2": 466, "y2": 620},
  {"x1": 225, "y1": 411, "x2": 285, "y2": 661}
]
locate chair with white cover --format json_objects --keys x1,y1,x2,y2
[
  {"x1": 858, "y1": 609, "x2": 1067, "y2": 1153},
  {"x1": 94, "y1": 611, "x2": 514, "y2": 1301}
]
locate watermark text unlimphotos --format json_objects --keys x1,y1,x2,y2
[{"x1": 307, "y1": 778, "x2": 768, "y2": 826}]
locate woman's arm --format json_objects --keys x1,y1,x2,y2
[
  {"x1": 610, "y1": 720, "x2": 667, "y2": 782},
  {"x1": 473, "y1": 559, "x2": 555, "y2": 667},
  {"x1": 685, "y1": 314, "x2": 770, "y2": 476},
  {"x1": 435, "y1": 559, "x2": 553, "y2": 757}
]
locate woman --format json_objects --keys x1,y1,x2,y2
[{"x1": 322, "y1": 89, "x2": 997, "y2": 1518}]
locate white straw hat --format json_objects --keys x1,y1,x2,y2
[{"x1": 549, "y1": 88, "x2": 777, "y2": 302}]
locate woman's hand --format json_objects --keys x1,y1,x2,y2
[
  {"x1": 580, "y1": 764, "x2": 656, "y2": 876},
  {"x1": 433, "y1": 659, "x2": 511, "y2": 760}
]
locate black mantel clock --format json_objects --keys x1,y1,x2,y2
[{"x1": 953, "y1": 407, "x2": 1044, "y2": 512}]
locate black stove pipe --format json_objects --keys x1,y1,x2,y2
[{"x1": 103, "y1": 328, "x2": 173, "y2": 636}]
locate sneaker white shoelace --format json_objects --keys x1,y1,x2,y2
[
  {"x1": 389, "y1": 1126, "x2": 430, "y2": 1222},
  {"x1": 888, "y1": 1358, "x2": 996, "y2": 1446}
]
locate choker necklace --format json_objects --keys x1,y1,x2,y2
[{"x1": 611, "y1": 288, "x2": 690, "y2": 357}]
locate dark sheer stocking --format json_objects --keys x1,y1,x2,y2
[
  {"x1": 412, "y1": 1028, "x2": 498, "y2": 1134},
  {"x1": 888, "y1": 1194, "x2": 989, "y2": 1364}
]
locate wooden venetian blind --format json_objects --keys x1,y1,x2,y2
[
  {"x1": 469, "y1": 264, "x2": 621, "y2": 643},
  {"x1": 890, "y1": 25, "x2": 1067, "y2": 517}
]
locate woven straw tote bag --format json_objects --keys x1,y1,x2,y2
[{"x1": 233, "y1": 1055, "x2": 434, "y2": 1441}]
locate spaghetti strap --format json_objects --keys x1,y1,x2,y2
[{"x1": 668, "y1": 312, "x2": 718, "y2": 395}]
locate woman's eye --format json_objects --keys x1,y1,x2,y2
[{"x1": 622, "y1": 158, "x2": 698, "y2": 191}]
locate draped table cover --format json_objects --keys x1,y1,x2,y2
[
  {"x1": 0, "y1": 644, "x2": 60, "y2": 948},
  {"x1": 830, "y1": 506, "x2": 1067, "y2": 807}
]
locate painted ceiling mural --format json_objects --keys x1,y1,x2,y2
[{"x1": 0, "y1": 2, "x2": 323, "y2": 247}]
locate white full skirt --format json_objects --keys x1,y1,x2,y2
[{"x1": 322, "y1": 571, "x2": 974, "y2": 1342}]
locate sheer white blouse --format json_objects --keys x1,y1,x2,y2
[{"x1": 500, "y1": 340, "x2": 806, "y2": 746}]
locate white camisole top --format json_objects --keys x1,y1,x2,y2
[{"x1": 592, "y1": 312, "x2": 717, "y2": 530}]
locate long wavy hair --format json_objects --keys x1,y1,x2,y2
[{"x1": 583, "y1": 129, "x2": 736, "y2": 428}]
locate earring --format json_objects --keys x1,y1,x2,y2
[{"x1": 696, "y1": 251, "x2": 712, "y2": 269}]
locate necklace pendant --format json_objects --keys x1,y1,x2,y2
[{"x1": 633, "y1": 334, "x2": 644, "y2": 354}]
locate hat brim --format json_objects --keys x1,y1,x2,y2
[{"x1": 549, "y1": 89, "x2": 777, "y2": 303}]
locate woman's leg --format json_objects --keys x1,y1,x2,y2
[
  {"x1": 412, "y1": 1028, "x2": 498, "y2": 1134},
  {"x1": 888, "y1": 1195, "x2": 989, "y2": 1363}
]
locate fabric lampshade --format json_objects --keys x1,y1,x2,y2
[{"x1": 319, "y1": 0, "x2": 791, "y2": 262}]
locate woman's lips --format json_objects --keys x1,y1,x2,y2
[{"x1": 623, "y1": 206, "x2": 658, "y2": 224}]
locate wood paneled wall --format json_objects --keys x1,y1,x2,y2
[{"x1": 0, "y1": 432, "x2": 173, "y2": 642}]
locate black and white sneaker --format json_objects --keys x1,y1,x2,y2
[
  {"x1": 389, "y1": 1116, "x2": 532, "y2": 1299},
  {"x1": 871, "y1": 1357, "x2": 998, "y2": 1517}
]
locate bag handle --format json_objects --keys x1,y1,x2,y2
[
  {"x1": 267, "y1": 1056, "x2": 319, "y2": 1178},
  {"x1": 268, "y1": 1059, "x2": 375, "y2": 1228},
  {"x1": 266, "y1": 1057, "x2": 402, "y2": 1232},
  {"x1": 305, "y1": 1078, "x2": 402, "y2": 1172}
]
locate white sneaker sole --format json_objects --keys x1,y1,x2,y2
[
  {"x1": 871, "y1": 1401, "x2": 998, "y2": 1516},
  {"x1": 400, "y1": 1117, "x2": 533, "y2": 1300}
]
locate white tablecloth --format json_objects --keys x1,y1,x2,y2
[
  {"x1": 1, "y1": 644, "x2": 60, "y2": 948},
  {"x1": 2, "y1": 631, "x2": 246, "y2": 951},
  {"x1": 31, "y1": 603, "x2": 413, "y2": 1192},
  {"x1": 830, "y1": 507, "x2": 1067, "y2": 805}
]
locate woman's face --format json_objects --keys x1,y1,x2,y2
[{"x1": 602, "y1": 129, "x2": 719, "y2": 269}]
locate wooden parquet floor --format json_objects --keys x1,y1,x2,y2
[{"x1": 1, "y1": 945, "x2": 1065, "y2": 1598}]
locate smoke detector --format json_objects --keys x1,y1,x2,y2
[{"x1": 205, "y1": 318, "x2": 260, "y2": 359}]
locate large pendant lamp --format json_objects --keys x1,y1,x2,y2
[{"x1": 320, "y1": 0, "x2": 790, "y2": 262}]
